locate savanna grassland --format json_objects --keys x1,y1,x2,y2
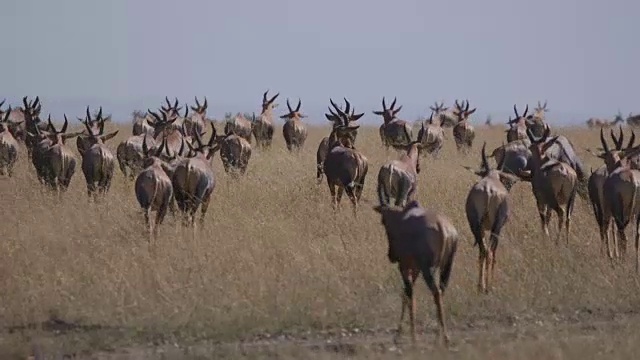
[{"x1": 2, "y1": 122, "x2": 640, "y2": 359}]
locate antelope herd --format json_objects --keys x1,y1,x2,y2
[{"x1": 3, "y1": 93, "x2": 640, "y2": 347}]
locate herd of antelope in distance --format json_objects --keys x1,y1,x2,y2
[{"x1": 3, "y1": 92, "x2": 640, "y2": 346}]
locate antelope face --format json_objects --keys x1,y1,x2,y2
[
  {"x1": 452, "y1": 100, "x2": 476, "y2": 123},
  {"x1": 190, "y1": 96, "x2": 208, "y2": 116},
  {"x1": 373, "y1": 97, "x2": 402, "y2": 123},
  {"x1": 280, "y1": 98, "x2": 307, "y2": 121},
  {"x1": 261, "y1": 90, "x2": 279, "y2": 114}
]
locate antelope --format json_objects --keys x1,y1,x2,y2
[
  {"x1": 281, "y1": 98, "x2": 308, "y2": 152},
  {"x1": 184, "y1": 96, "x2": 208, "y2": 138},
  {"x1": 488, "y1": 140, "x2": 531, "y2": 182},
  {"x1": 416, "y1": 112, "x2": 445, "y2": 158},
  {"x1": 373, "y1": 200, "x2": 458, "y2": 346},
  {"x1": 323, "y1": 98, "x2": 368, "y2": 215},
  {"x1": 506, "y1": 104, "x2": 532, "y2": 144},
  {"x1": 0, "y1": 108, "x2": 21, "y2": 176},
  {"x1": 377, "y1": 137, "x2": 423, "y2": 207},
  {"x1": 429, "y1": 101, "x2": 457, "y2": 128},
  {"x1": 452, "y1": 99, "x2": 476, "y2": 153},
  {"x1": 79, "y1": 109, "x2": 119, "y2": 199},
  {"x1": 587, "y1": 118, "x2": 612, "y2": 129},
  {"x1": 117, "y1": 133, "x2": 157, "y2": 180},
  {"x1": 464, "y1": 142, "x2": 519, "y2": 293},
  {"x1": 173, "y1": 122, "x2": 218, "y2": 228},
  {"x1": 252, "y1": 90, "x2": 279, "y2": 149},
  {"x1": 316, "y1": 100, "x2": 364, "y2": 184},
  {"x1": 216, "y1": 124, "x2": 252, "y2": 176},
  {"x1": 19, "y1": 96, "x2": 48, "y2": 157},
  {"x1": 224, "y1": 112, "x2": 253, "y2": 143},
  {"x1": 374, "y1": 97, "x2": 413, "y2": 150},
  {"x1": 135, "y1": 134, "x2": 175, "y2": 240},
  {"x1": 132, "y1": 111, "x2": 155, "y2": 136},
  {"x1": 147, "y1": 108, "x2": 189, "y2": 157},
  {"x1": 76, "y1": 106, "x2": 110, "y2": 156},
  {"x1": 517, "y1": 125, "x2": 578, "y2": 244}
]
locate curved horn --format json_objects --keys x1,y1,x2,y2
[
  {"x1": 343, "y1": 98, "x2": 351, "y2": 116},
  {"x1": 47, "y1": 114, "x2": 57, "y2": 133},
  {"x1": 522, "y1": 104, "x2": 529, "y2": 118},
  {"x1": 61, "y1": 114, "x2": 68, "y2": 133},
  {"x1": 296, "y1": 98, "x2": 302, "y2": 112},
  {"x1": 97, "y1": 106, "x2": 103, "y2": 121},
  {"x1": 203, "y1": 96, "x2": 208, "y2": 110},
  {"x1": 263, "y1": 90, "x2": 269, "y2": 104},
  {"x1": 165, "y1": 96, "x2": 171, "y2": 108},
  {"x1": 286, "y1": 98, "x2": 293, "y2": 113},
  {"x1": 143, "y1": 133, "x2": 150, "y2": 156},
  {"x1": 330, "y1": 98, "x2": 345, "y2": 117},
  {"x1": 513, "y1": 104, "x2": 520, "y2": 118},
  {"x1": 600, "y1": 128, "x2": 610, "y2": 154},
  {"x1": 174, "y1": 98, "x2": 179, "y2": 109},
  {"x1": 610, "y1": 127, "x2": 622, "y2": 150},
  {"x1": 628, "y1": 130, "x2": 636, "y2": 149},
  {"x1": 390, "y1": 97, "x2": 397, "y2": 110},
  {"x1": 269, "y1": 92, "x2": 279, "y2": 104},
  {"x1": 195, "y1": 96, "x2": 201, "y2": 108},
  {"x1": 207, "y1": 121, "x2": 217, "y2": 147},
  {"x1": 86, "y1": 106, "x2": 92, "y2": 121},
  {"x1": 481, "y1": 142, "x2": 489, "y2": 171},
  {"x1": 382, "y1": 97, "x2": 387, "y2": 111}
]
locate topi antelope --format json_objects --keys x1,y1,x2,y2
[
  {"x1": 517, "y1": 125, "x2": 578, "y2": 244},
  {"x1": 135, "y1": 134, "x2": 175, "y2": 240},
  {"x1": 374, "y1": 97, "x2": 413, "y2": 150},
  {"x1": 464, "y1": 142, "x2": 519, "y2": 293},
  {"x1": 377, "y1": 138, "x2": 423, "y2": 207},
  {"x1": 506, "y1": 104, "x2": 532, "y2": 144},
  {"x1": 212, "y1": 124, "x2": 252, "y2": 176},
  {"x1": 452, "y1": 100, "x2": 476, "y2": 153},
  {"x1": 117, "y1": 133, "x2": 157, "y2": 180},
  {"x1": 132, "y1": 111, "x2": 155, "y2": 136},
  {"x1": 323, "y1": 98, "x2": 368, "y2": 215},
  {"x1": 148, "y1": 107, "x2": 190, "y2": 157},
  {"x1": 173, "y1": 122, "x2": 218, "y2": 228},
  {"x1": 281, "y1": 98, "x2": 308, "y2": 152},
  {"x1": 373, "y1": 200, "x2": 458, "y2": 346},
  {"x1": 416, "y1": 112, "x2": 445, "y2": 158},
  {"x1": 79, "y1": 108, "x2": 119, "y2": 199},
  {"x1": 0, "y1": 108, "x2": 21, "y2": 176},
  {"x1": 252, "y1": 90, "x2": 279, "y2": 149},
  {"x1": 76, "y1": 106, "x2": 110, "y2": 156},
  {"x1": 224, "y1": 112, "x2": 253, "y2": 144},
  {"x1": 184, "y1": 96, "x2": 208, "y2": 138},
  {"x1": 20, "y1": 96, "x2": 49, "y2": 158},
  {"x1": 429, "y1": 101, "x2": 457, "y2": 128}
]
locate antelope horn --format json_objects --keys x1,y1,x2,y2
[
  {"x1": 286, "y1": 98, "x2": 293, "y2": 113},
  {"x1": 296, "y1": 98, "x2": 302, "y2": 112},
  {"x1": 600, "y1": 128, "x2": 610, "y2": 154},
  {"x1": 390, "y1": 97, "x2": 397, "y2": 110},
  {"x1": 61, "y1": 114, "x2": 68, "y2": 133},
  {"x1": 382, "y1": 97, "x2": 387, "y2": 111}
]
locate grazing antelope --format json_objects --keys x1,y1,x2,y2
[
  {"x1": 429, "y1": 101, "x2": 457, "y2": 128},
  {"x1": 76, "y1": 106, "x2": 110, "y2": 156},
  {"x1": 224, "y1": 112, "x2": 253, "y2": 144},
  {"x1": 0, "y1": 108, "x2": 21, "y2": 176},
  {"x1": 464, "y1": 142, "x2": 519, "y2": 293},
  {"x1": 452, "y1": 100, "x2": 476, "y2": 153},
  {"x1": 135, "y1": 134, "x2": 174, "y2": 240},
  {"x1": 517, "y1": 126, "x2": 578, "y2": 244},
  {"x1": 377, "y1": 138, "x2": 423, "y2": 207},
  {"x1": 323, "y1": 99, "x2": 368, "y2": 215},
  {"x1": 281, "y1": 98, "x2": 308, "y2": 152},
  {"x1": 216, "y1": 125, "x2": 252, "y2": 176},
  {"x1": 374, "y1": 97, "x2": 413, "y2": 150},
  {"x1": 173, "y1": 122, "x2": 218, "y2": 228},
  {"x1": 252, "y1": 90, "x2": 279, "y2": 149},
  {"x1": 184, "y1": 96, "x2": 208, "y2": 138},
  {"x1": 79, "y1": 109, "x2": 119, "y2": 199},
  {"x1": 505, "y1": 104, "x2": 532, "y2": 144},
  {"x1": 373, "y1": 200, "x2": 458, "y2": 346},
  {"x1": 416, "y1": 112, "x2": 445, "y2": 158}
]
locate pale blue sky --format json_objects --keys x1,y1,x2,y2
[{"x1": 2, "y1": 0, "x2": 638, "y2": 125}]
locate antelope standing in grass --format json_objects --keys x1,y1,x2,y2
[
  {"x1": 323, "y1": 99, "x2": 368, "y2": 215},
  {"x1": 430, "y1": 101, "x2": 457, "y2": 128},
  {"x1": 373, "y1": 200, "x2": 458, "y2": 346},
  {"x1": 464, "y1": 142, "x2": 519, "y2": 293},
  {"x1": 377, "y1": 136, "x2": 423, "y2": 207},
  {"x1": 518, "y1": 125, "x2": 578, "y2": 244},
  {"x1": 76, "y1": 106, "x2": 110, "y2": 156},
  {"x1": 224, "y1": 112, "x2": 253, "y2": 144},
  {"x1": 452, "y1": 100, "x2": 476, "y2": 154},
  {"x1": 132, "y1": 110, "x2": 155, "y2": 136},
  {"x1": 281, "y1": 98, "x2": 308, "y2": 152},
  {"x1": 135, "y1": 134, "x2": 174, "y2": 240},
  {"x1": 148, "y1": 108, "x2": 189, "y2": 157},
  {"x1": 117, "y1": 132, "x2": 157, "y2": 180},
  {"x1": 184, "y1": 96, "x2": 208, "y2": 138},
  {"x1": 529, "y1": 100, "x2": 549, "y2": 137},
  {"x1": 374, "y1": 97, "x2": 413, "y2": 150},
  {"x1": 252, "y1": 90, "x2": 279, "y2": 149},
  {"x1": 0, "y1": 108, "x2": 21, "y2": 176},
  {"x1": 19, "y1": 96, "x2": 49, "y2": 157},
  {"x1": 506, "y1": 104, "x2": 531, "y2": 144},
  {"x1": 216, "y1": 124, "x2": 252, "y2": 176},
  {"x1": 173, "y1": 122, "x2": 218, "y2": 228},
  {"x1": 416, "y1": 112, "x2": 445, "y2": 158},
  {"x1": 79, "y1": 109, "x2": 119, "y2": 199}
]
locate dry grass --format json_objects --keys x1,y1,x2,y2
[{"x1": 1, "y1": 123, "x2": 640, "y2": 359}]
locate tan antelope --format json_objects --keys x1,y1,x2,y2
[
  {"x1": 184, "y1": 96, "x2": 208, "y2": 138},
  {"x1": 429, "y1": 101, "x2": 457, "y2": 128},
  {"x1": 0, "y1": 108, "x2": 22, "y2": 176},
  {"x1": 316, "y1": 100, "x2": 364, "y2": 184},
  {"x1": 530, "y1": 100, "x2": 549, "y2": 134},
  {"x1": 452, "y1": 99, "x2": 476, "y2": 153},
  {"x1": 280, "y1": 98, "x2": 308, "y2": 152},
  {"x1": 79, "y1": 109, "x2": 119, "y2": 199},
  {"x1": 252, "y1": 90, "x2": 279, "y2": 149},
  {"x1": 147, "y1": 108, "x2": 190, "y2": 157},
  {"x1": 76, "y1": 106, "x2": 110, "y2": 156},
  {"x1": 464, "y1": 142, "x2": 519, "y2": 293},
  {"x1": 132, "y1": 110, "x2": 155, "y2": 136},
  {"x1": 173, "y1": 122, "x2": 218, "y2": 228},
  {"x1": 377, "y1": 138, "x2": 423, "y2": 207},
  {"x1": 19, "y1": 96, "x2": 49, "y2": 157},
  {"x1": 215, "y1": 124, "x2": 252, "y2": 176},
  {"x1": 506, "y1": 104, "x2": 532, "y2": 144},
  {"x1": 517, "y1": 125, "x2": 578, "y2": 244},
  {"x1": 135, "y1": 134, "x2": 175, "y2": 240},
  {"x1": 117, "y1": 132, "x2": 157, "y2": 180},
  {"x1": 224, "y1": 112, "x2": 253, "y2": 143},
  {"x1": 323, "y1": 99, "x2": 368, "y2": 215},
  {"x1": 373, "y1": 200, "x2": 458, "y2": 346},
  {"x1": 374, "y1": 97, "x2": 413, "y2": 150},
  {"x1": 416, "y1": 112, "x2": 445, "y2": 157}
]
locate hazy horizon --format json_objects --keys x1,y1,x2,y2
[{"x1": 2, "y1": 0, "x2": 638, "y2": 125}]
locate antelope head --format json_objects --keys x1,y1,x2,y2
[
  {"x1": 429, "y1": 101, "x2": 448, "y2": 115},
  {"x1": 452, "y1": 99, "x2": 476, "y2": 124},
  {"x1": 261, "y1": 90, "x2": 280, "y2": 115},
  {"x1": 280, "y1": 98, "x2": 307, "y2": 121},
  {"x1": 533, "y1": 100, "x2": 549, "y2": 119},
  {"x1": 81, "y1": 110, "x2": 119, "y2": 147},
  {"x1": 508, "y1": 104, "x2": 532, "y2": 128},
  {"x1": 148, "y1": 108, "x2": 181, "y2": 138},
  {"x1": 326, "y1": 98, "x2": 361, "y2": 147},
  {"x1": 590, "y1": 126, "x2": 638, "y2": 172},
  {"x1": 185, "y1": 121, "x2": 220, "y2": 160},
  {"x1": 373, "y1": 97, "x2": 402, "y2": 124},
  {"x1": 0, "y1": 107, "x2": 23, "y2": 136},
  {"x1": 190, "y1": 96, "x2": 208, "y2": 116},
  {"x1": 160, "y1": 97, "x2": 183, "y2": 119}
]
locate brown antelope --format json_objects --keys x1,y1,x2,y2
[
  {"x1": 281, "y1": 98, "x2": 308, "y2": 152},
  {"x1": 252, "y1": 90, "x2": 279, "y2": 149},
  {"x1": 452, "y1": 99, "x2": 476, "y2": 153},
  {"x1": 132, "y1": 111, "x2": 155, "y2": 136},
  {"x1": 147, "y1": 108, "x2": 189, "y2": 157},
  {"x1": 173, "y1": 122, "x2": 218, "y2": 228},
  {"x1": 377, "y1": 137, "x2": 423, "y2": 207},
  {"x1": 76, "y1": 106, "x2": 110, "y2": 156},
  {"x1": 527, "y1": 100, "x2": 549, "y2": 137},
  {"x1": 316, "y1": 100, "x2": 364, "y2": 184},
  {"x1": 517, "y1": 125, "x2": 578, "y2": 244},
  {"x1": 0, "y1": 108, "x2": 21, "y2": 176},
  {"x1": 323, "y1": 99, "x2": 368, "y2": 215},
  {"x1": 429, "y1": 101, "x2": 457, "y2": 128},
  {"x1": 224, "y1": 112, "x2": 253, "y2": 143},
  {"x1": 184, "y1": 96, "x2": 208, "y2": 138},
  {"x1": 79, "y1": 109, "x2": 119, "y2": 199},
  {"x1": 214, "y1": 124, "x2": 252, "y2": 176},
  {"x1": 464, "y1": 142, "x2": 519, "y2": 293},
  {"x1": 373, "y1": 200, "x2": 458, "y2": 346},
  {"x1": 19, "y1": 96, "x2": 48, "y2": 157},
  {"x1": 374, "y1": 97, "x2": 413, "y2": 150},
  {"x1": 135, "y1": 134, "x2": 175, "y2": 240},
  {"x1": 416, "y1": 112, "x2": 445, "y2": 157},
  {"x1": 506, "y1": 104, "x2": 531, "y2": 144},
  {"x1": 117, "y1": 132, "x2": 157, "y2": 180}
]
